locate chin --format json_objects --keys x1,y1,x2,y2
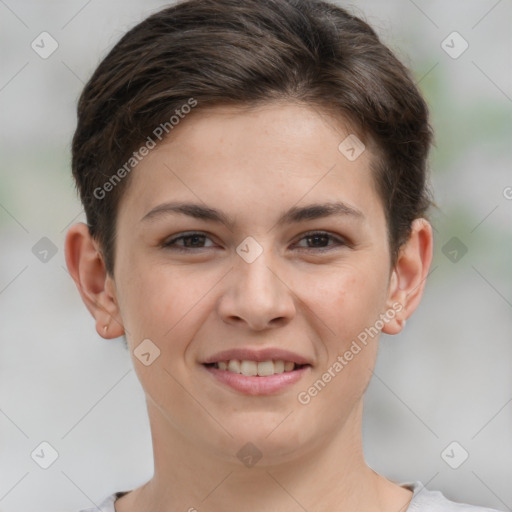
[{"x1": 213, "y1": 423, "x2": 310, "y2": 462}]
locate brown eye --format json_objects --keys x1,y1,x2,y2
[
  {"x1": 294, "y1": 231, "x2": 347, "y2": 251},
  {"x1": 162, "y1": 232, "x2": 216, "y2": 251}
]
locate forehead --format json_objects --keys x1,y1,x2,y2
[{"x1": 118, "y1": 102, "x2": 385, "y2": 227}]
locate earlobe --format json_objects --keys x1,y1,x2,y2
[
  {"x1": 382, "y1": 218, "x2": 433, "y2": 335},
  {"x1": 64, "y1": 222, "x2": 125, "y2": 339}
]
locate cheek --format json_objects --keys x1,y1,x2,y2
[
  {"x1": 115, "y1": 257, "x2": 177, "y2": 341},
  {"x1": 297, "y1": 261, "x2": 389, "y2": 342},
  {"x1": 295, "y1": 268, "x2": 385, "y2": 421},
  {"x1": 118, "y1": 260, "x2": 221, "y2": 353}
]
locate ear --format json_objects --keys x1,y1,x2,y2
[
  {"x1": 382, "y1": 218, "x2": 433, "y2": 335},
  {"x1": 64, "y1": 222, "x2": 125, "y2": 339}
]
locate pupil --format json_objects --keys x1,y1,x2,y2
[
  {"x1": 309, "y1": 235, "x2": 327, "y2": 247},
  {"x1": 186, "y1": 235, "x2": 203, "y2": 247}
]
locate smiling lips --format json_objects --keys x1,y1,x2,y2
[{"x1": 201, "y1": 347, "x2": 312, "y2": 394}]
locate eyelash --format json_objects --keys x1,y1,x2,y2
[{"x1": 161, "y1": 231, "x2": 348, "y2": 253}]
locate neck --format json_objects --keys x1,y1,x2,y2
[{"x1": 117, "y1": 399, "x2": 411, "y2": 512}]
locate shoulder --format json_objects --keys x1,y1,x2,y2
[
  {"x1": 403, "y1": 481, "x2": 504, "y2": 512},
  {"x1": 76, "y1": 491, "x2": 129, "y2": 512}
]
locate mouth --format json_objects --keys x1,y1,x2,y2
[{"x1": 202, "y1": 359, "x2": 312, "y2": 395}]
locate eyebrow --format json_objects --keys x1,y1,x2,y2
[{"x1": 140, "y1": 200, "x2": 364, "y2": 229}]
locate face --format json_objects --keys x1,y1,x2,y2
[{"x1": 102, "y1": 103, "x2": 408, "y2": 463}]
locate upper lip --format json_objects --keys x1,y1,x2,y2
[{"x1": 201, "y1": 348, "x2": 312, "y2": 365}]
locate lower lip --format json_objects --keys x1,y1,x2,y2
[{"x1": 202, "y1": 364, "x2": 311, "y2": 395}]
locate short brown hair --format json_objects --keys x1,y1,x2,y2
[{"x1": 71, "y1": 0, "x2": 433, "y2": 275}]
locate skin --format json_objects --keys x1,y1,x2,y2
[{"x1": 65, "y1": 102, "x2": 433, "y2": 512}]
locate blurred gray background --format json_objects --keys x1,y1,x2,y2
[{"x1": 0, "y1": 1, "x2": 511, "y2": 511}]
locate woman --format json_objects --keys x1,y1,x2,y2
[{"x1": 65, "y1": 0, "x2": 502, "y2": 510}]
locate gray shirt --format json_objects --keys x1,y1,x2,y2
[{"x1": 78, "y1": 481, "x2": 504, "y2": 511}]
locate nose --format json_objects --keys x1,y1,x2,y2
[{"x1": 217, "y1": 247, "x2": 296, "y2": 331}]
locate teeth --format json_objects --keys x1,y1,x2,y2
[
  {"x1": 257, "y1": 361, "x2": 274, "y2": 376},
  {"x1": 213, "y1": 359, "x2": 301, "y2": 376},
  {"x1": 284, "y1": 361, "x2": 294, "y2": 372},
  {"x1": 227, "y1": 360, "x2": 241, "y2": 373},
  {"x1": 240, "y1": 360, "x2": 258, "y2": 376},
  {"x1": 274, "y1": 360, "x2": 285, "y2": 373}
]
